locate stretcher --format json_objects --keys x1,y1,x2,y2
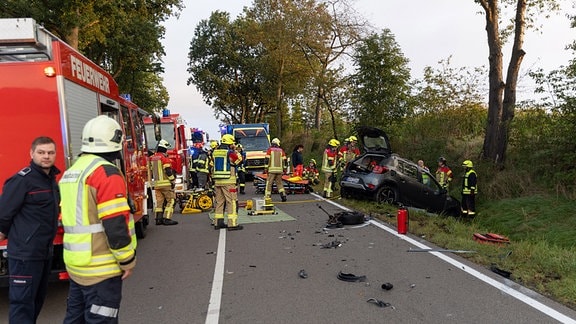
[{"x1": 253, "y1": 173, "x2": 312, "y2": 194}]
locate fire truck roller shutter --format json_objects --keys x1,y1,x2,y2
[{"x1": 63, "y1": 79, "x2": 99, "y2": 160}]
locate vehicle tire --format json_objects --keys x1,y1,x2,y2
[
  {"x1": 337, "y1": 211, "x2": 365, "y2": 225},
  {"x1": 340, "y1": 187, "x2": 351, "y2": 198},
  {"x1": 135, "y1": 219, "x2": 147, "y2": 239},
  {"x1": 374, "y1": 185, "x2": 398, "y2": 204}
]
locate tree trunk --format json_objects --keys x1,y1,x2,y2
[
  {"x1": 498, "y1": 0, "x2": 527, "y2": 163},
  {"x1": 275, "y1": 58, "x2": 285, "y2": 137},
  {"x1": 480, "y1": 0, "x2": 527, "y2": 165},
  {"x1": 314, "y1": 85, "x2": 323, "y2": 130},
  {"x1": 65, "y1": 26, "x2": 80, "y2": 50}
]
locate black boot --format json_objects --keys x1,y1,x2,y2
[
  {"x1": 214, "y1": 219, "x2": 226, "y2": 230},
  {"x1": 163, "y1": 218, "x2": 178, "y2": 226},
  {"x1": 155, "y1": 212, "x2": 163, "y2": 225},
  {"x1": 281, "y1": 194, "x2": 287, "y2": 202}
]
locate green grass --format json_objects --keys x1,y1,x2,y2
[{"x1": 337, "y1": 194, "x2": 576, "y2": 310}]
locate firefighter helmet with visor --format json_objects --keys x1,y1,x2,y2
[{"x1": 81, "y1": 115, "x2": 124, "y2": 153}]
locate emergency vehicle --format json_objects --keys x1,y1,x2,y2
[
  {"x1": 143, "y1": 109, "x2": 190, "y2": 191},
  {"x1": 0, "y1": 18, "x2": 151, "y2": 285},
  {"x1": 220, "y1": 123, "x2": 271, "y2": 176}
]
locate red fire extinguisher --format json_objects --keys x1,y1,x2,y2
[{"x1": 397, "y1": 205, "x2": 409, "y2": 234}]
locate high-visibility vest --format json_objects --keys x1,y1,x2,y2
[
  {"x1": 267, "y1": 147, "x2": 285, "y2": 174},
  {"x1": 462, "y1": 169, "x2": 478, "y2": 194},
  {"x1": 59, "y1": 155, "x2": 136, "y2": 277},
  {"x1": 322, "y1": 148, "x2": 337, "y2": 173},
  {"x1": 212, "y1": 148, "x2": 231, "y2": 179}
]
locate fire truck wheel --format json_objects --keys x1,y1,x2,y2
[{"x1": 135, "y1": 219, "x2": 147, "y2": 239}]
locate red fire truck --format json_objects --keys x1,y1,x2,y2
[
  {"x1": 0, "y1": 18, "x2": 151, "y2": 285},
  {"x1": 143, "y1": 110, "x2": 190, "y2": 191}
]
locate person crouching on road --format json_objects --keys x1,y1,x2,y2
[
  {"x1": 265, "y1": 138, "x2": 288, "y2": 202},
  {"x1": 212, "y1": 134, "x2": 243, "y2": 230},
  {"x1": 0, "y1": 136, "x2": 60, "y2": 324},
  {"x1": 59, "y1": 115, "x2": 137, "y2": 323},
  {"x1": 322, "y1": 139, "x2": 340, "y2": 198},
  {"x1": 150, "y1": 139, "x2": 178, "y2": 225},
  {"x1": 461, "y1": 160, "x2": 477, "y2": 218}
]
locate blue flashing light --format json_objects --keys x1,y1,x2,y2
[{"x1": 162, "y1": 109, "x2": 170, "y2": 117}]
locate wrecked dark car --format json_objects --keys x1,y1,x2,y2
[{"x1": 340, "y1": 126, "x2": 461, "y2": 216}]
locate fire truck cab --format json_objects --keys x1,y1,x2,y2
[
  {"x1": 0, "y1": 18, "x2": 151, "y2": 285},
  {"x1": 143, "y1": 109, "x2": 190, "y2": 192}
]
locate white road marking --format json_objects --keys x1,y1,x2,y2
[
  {"x1": 205, "y1": 228, "x2": 226, "y2": 324},
  {"x1": 314, "y1": 194, "x2": 576, "y2": 324}
]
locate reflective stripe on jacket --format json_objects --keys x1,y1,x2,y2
[
  {"x1": 462, "y1": 169, "x2": 478, "y2": 194},
  {"x1": 150, "y1": 153, "x2": 174, "y2": 188},
  {"x1": 266, "y1": 146, "x2": 286, "y2": 174},
  {"x1": 194, "y1": 152, "x2": 210, "y2": 173},
  {"x1": 322, "y1": 148, "x2": 338, "y2": 173}
]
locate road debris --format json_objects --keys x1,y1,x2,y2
[
  {"x1": 337, "y1": 271, "x2": 366, "y2": 282},
  {"x1": 298, "y1": 269, "x2": 308, "y2": 279},
  {"x1": 366, "y1": 298, "x2": 392, "y2": 308},
  {"x1": 381, "y1": 282, "x2": 393, "y2": 290},
  {"x1": 321, "y1": 240, "x2": 342, "y2": 249}
]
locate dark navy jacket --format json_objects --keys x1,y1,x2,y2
[{"x1": 0, "y1": 161, "x2": 60, "y2": 260}]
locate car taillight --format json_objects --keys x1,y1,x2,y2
[{"x1": 367, "y1": 183, "x2": 375, "y2": 190}]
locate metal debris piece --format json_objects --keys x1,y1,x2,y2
[
  {"x1": 298, "y1": 269, "x2": 308, "y2": 279},
  {"x1": 367, "y1": 298, "x2": 392, "y2": 308},
  {"x1": 490, "y1": 265, "x2": 512, "y2": 278},
  {"x1": 337, "y1": 271, "x2": 366, "y2": 282},
  {"x1": 321, "y1": 240, "x2": 342, "y2": 249}
]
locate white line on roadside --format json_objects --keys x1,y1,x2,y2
[
  {"x1": 313, "y1": 193, "x2": 576, "y2": 324},
  {"x1": 205, "y1": 228, "x2": 227, "y2": 324}
]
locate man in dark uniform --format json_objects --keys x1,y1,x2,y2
[{"x1": 0, "y1": 136, "x2": 61, "y2": 324}]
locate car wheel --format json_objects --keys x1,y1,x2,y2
[
  {"x1": 340, "y1": 187, "x2": 350, "y2": 198},
  {"x1": 375, "y1": 185, "x2": 398, "y2": 204}
]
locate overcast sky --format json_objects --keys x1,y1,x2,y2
[{"x1": 160, "y1": 0, "x2": 574, "y2": 139}]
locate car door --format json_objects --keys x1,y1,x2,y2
[
  {"x1": 395, "y1": 160, "x2": 423, "y2": 206},
  {"x1": 416, "y1": 174, "x2": 449, "y2": 213}
]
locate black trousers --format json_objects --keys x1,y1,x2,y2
[
  {"x1": 461, "y1": 193, "x2": 476, "y2": 216},
  {"x1": 8, "y1": 258, "x2": 52, "y2": 324}
]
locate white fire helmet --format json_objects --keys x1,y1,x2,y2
[{"x1": 81, "y1": 115, "x2": 124, "y2": 153}]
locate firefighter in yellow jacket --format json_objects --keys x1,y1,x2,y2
[
  {"x1": 212, "y1": 134, "x2": 243, "y2": 230},
  {"x1": 265, "y1": 138, "x2": 288, "y2": 202},
  {"x1": 150, "y1": 139, "x2": 178, "y2": 225},
  {"x1": 59, "y1": 115, "x2": 136, "y2": 323}
]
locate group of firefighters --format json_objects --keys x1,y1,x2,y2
[
  {"x1": 318, "y1": 137, "x2": 477, "y2": 218},
  {"x1": 150, "y1": 132, "x2": 478, "y2": 233}
]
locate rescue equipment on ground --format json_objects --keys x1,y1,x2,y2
[
  {"x1": 253, "y1": 173, "x2": 312, "y2": 194},
  {"x1": 178, "y1": 189, "x2": 214, "y2": 214},
  {"x1": 397, "y1": 205, "x2": 409, "y2": 234},
  {"x1": 473, "y1": 233, "x2": 510, "y2": 245},
  {"x1": 245, "y1": 198, "x2": 277, "y2": 215}
]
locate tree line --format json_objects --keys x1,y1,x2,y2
[{"x1": 2, "y1": 0, "x2": 575, "y2": 169}]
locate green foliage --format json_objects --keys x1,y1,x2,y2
[
  {"x1": 0, "y1": 0, "x2": 183, "y2": 113},
  {"x1": 350, "y1": 29, "x2": 413, "y2": 127}
]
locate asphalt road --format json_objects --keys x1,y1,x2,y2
[{"x1": 1, "y1": 184, "x2": 576, "y2": 324}]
